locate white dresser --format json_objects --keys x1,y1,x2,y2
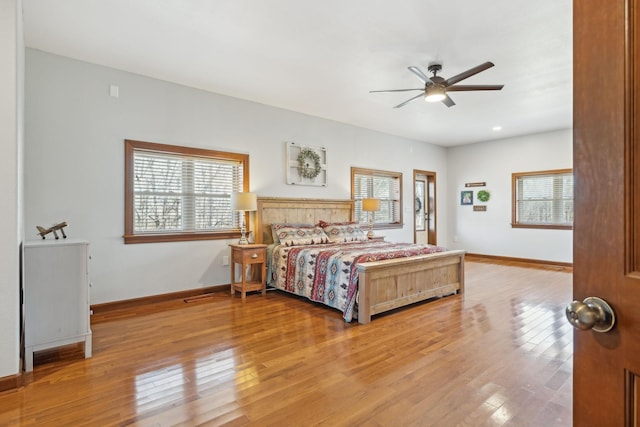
[{"x1": 23, "y1": 239, "x2": 92, "y2": 371}]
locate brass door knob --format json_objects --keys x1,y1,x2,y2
[{"x1": 565, "y1": 296, "x2": 615, "y2": 333}]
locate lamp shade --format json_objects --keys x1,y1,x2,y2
[
  {"x1": 231, "y1": 192, "x2": 257, "y2": 211},
  {"x1": 362, "y1": 198, "x2": 380, "y2": 212}
]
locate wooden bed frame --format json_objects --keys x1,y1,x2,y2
[{"x1": 254, "y1": 197, "x2": 465, "y2": 324}]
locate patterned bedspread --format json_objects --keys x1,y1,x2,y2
[{"x1": 267, "y1": 241, "x2": 446, "y2": 321}]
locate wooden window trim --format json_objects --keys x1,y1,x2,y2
[
  {"x1": 124, "y1": 139, "x2": 249, "y2": 244},
  {"x1": 511, "y1": 168, "x2": 573, "y2": 230}
]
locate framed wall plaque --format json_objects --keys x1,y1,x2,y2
[
  {"x1": 461, "y1": 191, "x2": 473, "y2": 205},
  {"x1": 286, "y1": 142, "x2": 327, "y2": 186}
]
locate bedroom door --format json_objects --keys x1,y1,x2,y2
[
  {"x1": 413, "y1": 170, "x2": 436, "y2": 245},
  {"x1": 572, "y1": 0, "x2": 640, "y2": 425}
]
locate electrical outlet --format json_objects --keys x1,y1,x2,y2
[{"x1": 222, "y1": 255, "x2": 229, "y2": 266}]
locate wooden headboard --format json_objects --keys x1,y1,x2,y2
[{"x1": 255, "y1": 197, "x2": 354, "y2": 244}]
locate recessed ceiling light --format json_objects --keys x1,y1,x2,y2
[{"x1": 492, "y1": 126, "x2": 502, "y2": 131}]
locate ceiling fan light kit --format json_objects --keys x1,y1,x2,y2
[
  {"x1": 370, "y1": 61, "x2": 504, "y2": 108},
  {"x1": 425, "y1": 86, "x2": 446, "y2": 102}
]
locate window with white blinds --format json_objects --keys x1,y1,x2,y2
[
  {"x1": 124, "y1": 140, "x2": 249, "y2": 243},
  {"x1": 351, "y1": 167, "x2": 402, "y2": 228},
  {"x1": 512, "y1": 169, "x2": 573, "y2": 229}
]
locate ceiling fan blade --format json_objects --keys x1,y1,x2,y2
[
  {"x1": 444, "y1": 62, "x2": 495, "y2": 86},
  {"x1": 393, "y1": 93, "x2": 424, "y2": 108},
  {"x1": 446, "y1": 84, "x2": 504, "y2": 92},
  {"x1": 369, "y1": 88, "x2": 424, "y2": 93},
  {"x1": 408, "y1": 66, "x2": 431, "y2": 84},
  {"x1": 442, "y1": 95, "x2": 456, "y2": 108}
]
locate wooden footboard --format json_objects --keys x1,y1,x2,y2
[{"x1": 356, "y1": 249, "x2": 465, "y2": 324}]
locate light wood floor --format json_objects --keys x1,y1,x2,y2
[{"x1": 0, "y1": 261, "x2": 573, "y2": 426}]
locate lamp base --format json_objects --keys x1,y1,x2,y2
[
  {"x1": 238, "y1": 224, "x2": 249, "y2": 245},
  {"x1": 368, "y1": 214, "x2": 375, "y2": 239}
]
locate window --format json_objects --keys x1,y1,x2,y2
[
  {"x1": 124, "y1": 140, "x2": 249, "y2": 243},
  {"x1": 351, "y1": 167, "x2": 402, "y2": 229},
  {"x1": 512, "y1": 169, "x2": 573, "y2": 229}
]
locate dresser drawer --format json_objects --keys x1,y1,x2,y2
[
  {"x1": 243, "y1": 249, "x2": 265, "y2": 263},
  {"x1": 232, "y1": 247, "x2": 266, "y2": 264}
]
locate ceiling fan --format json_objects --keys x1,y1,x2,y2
[{"x1": 370, "y1": 62, "x2": 504, "y2": 108}]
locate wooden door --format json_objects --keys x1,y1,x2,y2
[
  {"x1": 573, "y1": 1, "x2": 640, "y2": 425},
  {"x1": 413, "y1": 170, "x2": 436, "y2": 245}
]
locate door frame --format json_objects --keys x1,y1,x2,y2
[{"x1": 413, "y1": 169, "x2": 436, "y2": 244}]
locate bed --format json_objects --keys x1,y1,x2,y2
[{"x1": 255, "y1": 197, "x2": 465, "y2": 324}]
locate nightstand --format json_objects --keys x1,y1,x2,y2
[
  {"x1": 368, "y1": 236, "x2": 385, "y2": 242},
  {"x1": 229, "y1": 244, "x2": 268, "y2": 299}
]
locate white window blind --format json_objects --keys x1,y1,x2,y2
[
  {"x1": 352, "y1": 168, "x2": 402, "y2": 227},
  {"x1": 514, "y1": 170, "x2": 573, "y2": 227},
  {"x1": 133, "y1": 149, "x2": 244, "y2": 233}
]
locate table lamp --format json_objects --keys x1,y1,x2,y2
[
  {"x1": 362, "y1": 198, "x2": 380, "y2": 239},
  {"x1": 231, "y1": 192, "x2": 257, "y2": 244}
]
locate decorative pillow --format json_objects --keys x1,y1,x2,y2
[
  {"x1": 272, "y1": 224, "x2": 329, "y2": 246},
  {"x1": 317, "y1": 220, "x2": 357, "y2": 228},
  {"x1": 271, "y1": 223, "x2": 313, "y2": 243},
  {"x1": 322, "y1": 223, "x2": 368, "y2": 243}
]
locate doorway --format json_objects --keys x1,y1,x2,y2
[{"x1": 413, "y1": 170, "x2": 436, "y2": 244}]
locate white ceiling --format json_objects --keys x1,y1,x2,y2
[{"x1": 21, "y1": 0, "x2": 573, "y2": 147}]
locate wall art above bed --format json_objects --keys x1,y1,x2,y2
[{"x1": 286, "y1": 142, "x2": 327, "y2": 186}]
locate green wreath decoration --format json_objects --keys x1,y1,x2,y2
[
  {"x1": 477, "y1": 190, "x2": 491, "y2": 202},
  {"x1": 297, "y1": 148, "x2": 322, "y2": 180}
]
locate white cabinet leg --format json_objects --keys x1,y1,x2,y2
[
  {"x1": 25, "y1": 346, "x2": 34, "y2": 372},
  {"x1": 84, "y1": 333, "x2": 92, "y2": 358}
]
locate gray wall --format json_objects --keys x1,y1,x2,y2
[
  {"x1": 24, "y1": 49, "x2": 450, "y2": 304},
  {"x1": 447, "y1": 130, "x2": 573, "y2": 263},
  {"x1": 24, "y1": 49, "x2": 573, "y2": 310}
]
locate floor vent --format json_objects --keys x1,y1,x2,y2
[{"x1": 183, "y1": 294, "x2": 215, "y2": 303}]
